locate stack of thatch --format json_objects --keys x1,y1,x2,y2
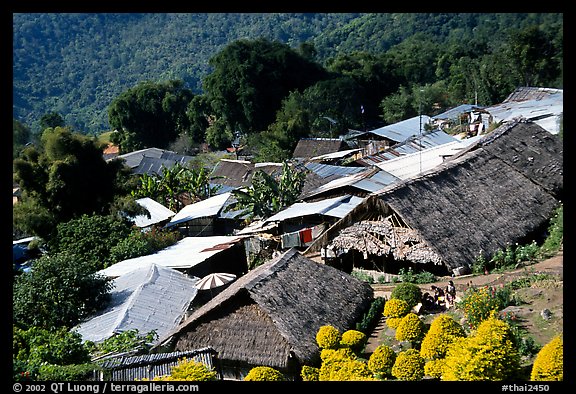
[{"x1": 328, "y1": 218, "x2": 442, "y2": 264}]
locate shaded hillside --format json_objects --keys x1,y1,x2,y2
[{"x1": 13, "y1": 13, "x2": 562, "y2": 134}]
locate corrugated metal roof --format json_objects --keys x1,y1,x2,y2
[
  {"x1": 309, "y1": 148, "x2": 363, "y2": 161},
  {"x1": 356, "y1": 130, "x2": 458, "y2": 166},
  {"x1": 304, "y1": 162, "x2": 366, "y2": 179},
  {"x1": 484, "y1": 89, "x2": 563, "y2": 134},
  {"x1": 302, "y1": 168, "x2": 399, "y2": 199},
  {"x1": 133, "y1": 198, "x2": 175, "y2": 228},
  {"x1": 166, "y1": 192, "x2": 232, "y2": 228},
  {"x1": 432, "y1": 104, "x2": 485, "y2": 121},
  {"x1": 98, "y1": 348, "x2": 219, "y2": 381},
  {"x1": 74, "y1": 264, "x2": 199, "y2": 344},
  {"x1": 117, "y1": 148, "x2": 165, "y2": 168},
  {"x1": 263, "y1": 194, "x2": 364, "y2": 223},
  {"x1": 363, "y1": 115, "x2": 432, "y2": 142},
  {"x1": 99, "y1": 236, "x2": 245, "y2": 277}
]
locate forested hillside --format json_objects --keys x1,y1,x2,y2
[{"x1": 13, "y1": 13, "x2": 562, "y2": 135}]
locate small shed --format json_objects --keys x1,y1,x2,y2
[
  {"x1": 292, "y1": 137, "x2": 349, "y2": 160},
  {"x1": 96, "y1": 347, "x2": 221, "y2": 381},
  {"x1": 99, "y1": 236, "x2": 248, "y2": 279}
]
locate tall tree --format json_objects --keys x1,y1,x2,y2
[
  {"x1": 505, "y1": 25, "x2": 562, "y2": 87},
  {"x1": 203, "y1": 38, "x2": 328, "y2": 134},
  {"x1": 13, "y1": 127, "x2": 134, "y2": 239},
  {"x1": 39, "y1": 112, "x2": 65, "y2": 130},
  {"x1": 108, "y1": 80, "x2": 194, "y2": 152}
]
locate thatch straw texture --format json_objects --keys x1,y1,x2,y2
[
  {"x1": 377, "y1": 120, "x2": 562, "y2": 271},
  {"x1": 306, "y1": 120, "x2": 562, "y2": 272},
  {"x1": 328, "y1": 219, "x2": 442, "y2": 265},
  {"x1": 155, "y1": 248, "x2": 373, "y2": 371}
]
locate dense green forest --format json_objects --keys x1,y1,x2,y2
[{"x1": 13, "y1": 13, "x2": 563, "y2": 135}]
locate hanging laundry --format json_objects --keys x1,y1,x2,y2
[
  {"x1": 299, "y1": 228, "x2": 313, "y2": 244},
  {"x1": 281, "y1": 231, "x2": 301, "y2": 248},
  {"x1": 311, "y1": 224, "x2": 325, "y2": 239}
]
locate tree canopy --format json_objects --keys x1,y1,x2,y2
[
  {"x1": 13, "y1": 127, "x2": 135, "y2": 239},
  {"x1": 108, "y1": 80, "x2": 194, "y2": 152}
]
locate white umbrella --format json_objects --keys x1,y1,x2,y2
[{"x1": 195, "y1": 273, "x2": 237, "y2": 290}]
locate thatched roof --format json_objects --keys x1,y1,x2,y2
[
  {"x1": 375, "y1": 119, "x2": 562, "y2": 271},
  {"x1": 455, "y1": 118, "x2": 563, "y2": 198},
  {"x1": 292, "y1": 138, "x2": 348, "y2": 159},
  {"x1": 154, "y1": 248, "x2": 373, "y2": 370},
  {"x1": 306, "y1": 119, "x2": 563, "y2": 272},
  {"x1": 328, "y1": 218, "x2": 443, "y2": 265}
]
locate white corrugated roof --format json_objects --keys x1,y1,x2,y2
[
  {"x1": 364, "y1": 115, "x2": 432, "y2": 142},
  {"x1": 133, "y1": 198, "x2": 175, "y2": 228},
  {"x1": 263, "y1": 195, "x2": 364, "y2": 223},
  {"x1": 99, "y1": 236, "x2": 245, "y2": 277},
  {"x1": 166, "y1": 192, "x2": 232, "y2": 228},
  {"x1": 73, "y1": 263, "x2": 199, "y2": 343}
]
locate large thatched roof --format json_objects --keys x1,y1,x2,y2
[
  {"x1": 306, "y1": 119, "x2": 563, "y2": 273},
  {"x1": 154, "y1": 248, "x2": 373, "y2": 370},
  {"x1": 376, "y1": 119, "x2": 562, "y2": 271}
]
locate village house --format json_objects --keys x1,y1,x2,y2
[
  {"x1": 152, "y1": 248, "x2": 373, "y2": 380},
  {"x1": 304, "y1": 119, "x2": 563, "y2": 277}
]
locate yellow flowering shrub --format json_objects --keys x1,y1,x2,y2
[
  {"x1": 323, "y1": 358, "x2": 375, "y2": 381},
  {"x1": 441, "y1": 315, "x2": 521, "y2": 381},
  {"x1": 320, "y1": 347, "x2": 355, "y2": 363},
  {"x1": 318, "y1": 346, "x2": 355, "y2": 381},
  {"x1": 300, "y1": 365, "x2": 320, "y2": 381},
  {"x1": 340, "y1": 329, "x2": 367, "y2": 353},
  {"x1": 458, "y1": 286, "x2": 502, "y2": 329},
  {"x1": 385, "y1": 317, "x2": 402, "y2": 329},
  {"x1": 530, "y1": 335, "x2": 563, "y2": 381},
  {"x1": 150, "y1": 358, "x2": 218, "y2": 381},
  {"x1": 395, "y1": 313, "x2": 425, "y2": 344},
  {"x1": 383, "y1": 298, "x2": 411, "y2": 318},
  {"x1": 420, "y1": 314, "x2": 466, "y2": 360},
  {"x1": 244, "y1": 366, "x2": 285, "y2": 381},
  {"x1": 316, "y1": 325, "x2": 341, "y2": 350},
  {"x1": 367, "y1": 345, "x2": 396, "y2": 378},
  {"x1": 391, "y1": 348, "x2": 425, "y2": 381},
  {"x1": 424, "y1": 359, "x2": 444, "y2": 379}
]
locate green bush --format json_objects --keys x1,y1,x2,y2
[
  {"x1": 13, "y1": 325, "x2": 91, "y2": 367},
  {"x1": 458, "y1": 286, "x2": 508, "y2": 330},
  {"x1": 356, "y1": 296, "x2": 385, "y2": 334},
  {"x1": 37, "y1": 363, "x2": 98, "y2": 381},
  {"x1": 316, "y1": 325, "x2": 341, "y2": 350},
  {"x1": 398, "y1": 267, "x2": 437, "y2": 284},
  {"x1": 391, "y1": 349, "x2": 425, "y2": 381},
  {"x1": 244, "y1": 366, "x2": 285, "y2": 381},
  {"x1": 530, "y1": 335, "x2": 563, "y2": 381},
  {"x1": 391, "y1": 282, "x2": 422, "y2": 309},
  {"x1": 540, "y1": 204, "x2": 563, "y2": 257},
  {"x1": 367, "y1": 345, "x2": 396, "y2": 378}
]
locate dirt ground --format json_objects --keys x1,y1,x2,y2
[{"x1": 365, "y1": 249, "x2": 563, "y2": 355}]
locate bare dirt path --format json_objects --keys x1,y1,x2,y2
[{"x1": 364, "y1": 249, "x2": 563, "y2": 355}]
